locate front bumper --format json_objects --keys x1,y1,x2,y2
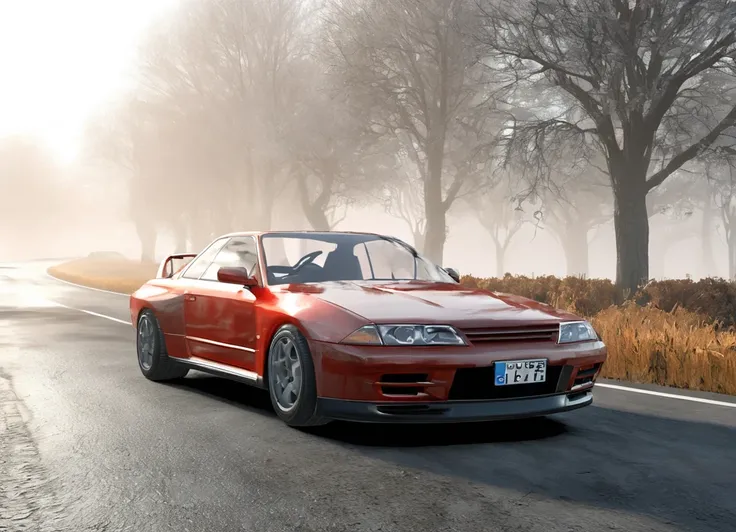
[
  {"x1": 316, "y1": 389, "x2": 594, "y2": 423},
  {"x1": 310, "y1": 338, "x2": 607, "y2": 403}
]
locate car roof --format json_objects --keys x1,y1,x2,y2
[{"x1": 216, "y1": 230, "x2": 389, "y2": 243}]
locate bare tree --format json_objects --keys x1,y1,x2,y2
[
  {"x1": 325, "y1": 0, "x2": 492, "y2": 264},
  {"x1": 379, "y1": 153, "x2": 427, "y2": 249},
  {"x1": 286, "y1": 63, "x2": 395, "y2": 231},
  {"x1": 479, "y1": 0, "x2": 736, "y2": 292},
  {"x1": 540, "y1": 173, "x2": 613, "y2": 278},
  {"x1": 708, "y1": 160, "x2": 736, "y2": 277},
  {"x1": 478, "y1": 197, "x2": 526, "y2": 277},
  {"x1": 83, "y1": 96, "x2": 176, "y2": 260},
  {"x1": 119, "y1": 0, "x2": 318, "y2": 241}
]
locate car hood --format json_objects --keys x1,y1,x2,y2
[{"x1": 282, "y1": 280, "x2": 580, "y2": 329}]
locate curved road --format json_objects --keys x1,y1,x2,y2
[{"x1": 1, "y1": 260, "x2": 735, "y2": 532}]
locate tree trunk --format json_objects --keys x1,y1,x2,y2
[
  {"x1": 423, "y1": 137, "x2": 447, "y2": 265},
  {"x1": 135, "y1": 218, "x2": 157, "y2": 263},
  {"x1": 612, "y1": 172, "x2": 649, "y2": 295},
  {"x1": 701, "y1": 198, "x2": 717, "y2": 277},
  {"x1": 561, "y1": 224, "x2": 589, "y2": 277},
  {"x1": 728, "y1": 221, "x2": 736, "y2": 280},
  {"x1": 495, "y1": 244, "x2": 506, "y2": 277},
  {"x1": 412, "y1": 230, "x2": 425, "y2": 254},
  {"x1": 303, "y1": 204, "x2": 331, "y2": 231}
]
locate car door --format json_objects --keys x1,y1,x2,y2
[
  {"x1": 183, "y1": 236, "x2": 259, "y2": 372},
  {"x1": 159, "y1": 238, "x2": 228, "y2": 358}
]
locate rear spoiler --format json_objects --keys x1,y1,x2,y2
[{"x1": 156, "y1": 253, "x2": 198, "y2": 279}]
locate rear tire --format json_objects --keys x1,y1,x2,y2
[
  {"x1": 267, "y1": 324, "x2": 329, "y2": 427},
  {"x1": 137, "y1": 309, "x2": 189, "y2": 381}
]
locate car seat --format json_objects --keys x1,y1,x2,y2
[{"x1": 321, "y1": 246, "x2": 363, "y2": 281}]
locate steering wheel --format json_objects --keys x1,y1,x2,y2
[{"x1": 290, "y1": 250, "x2": 323, "y2": 273}]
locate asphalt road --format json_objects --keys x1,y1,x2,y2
[{"x1": 1, "y1": 261, "x2": 735, "y2": 532}]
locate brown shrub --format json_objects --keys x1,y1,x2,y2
[
  {"x1": 462, "y1": 274, "x2": 736, "y2": 395},
  {"x1": 637, "y1": 278, "x2": 736, "y2": 328},
  {"x1": 593, "y1": 303, "x2": 736, "y2": 395},
  {"x1": 463, "y1": 274, "x2": 736, "y2": 326},
  {"x1": 462, "y1": 274, "x2": 621, "y2": 316}
]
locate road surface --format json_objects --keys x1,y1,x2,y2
[{"x1": 1, "y1": 261, "x2": 735, "y2": 532}]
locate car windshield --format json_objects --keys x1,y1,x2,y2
[{"x1": 261, "y1": 232, "x2": 455, "y2": 285}]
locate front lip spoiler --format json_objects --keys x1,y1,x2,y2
[{"x1": 316, "y1": 390, "x2": 593, "y2": 424}]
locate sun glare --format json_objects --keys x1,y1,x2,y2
[{"x1": 0, "y1": 0, "x2": 178, "y2": 166}]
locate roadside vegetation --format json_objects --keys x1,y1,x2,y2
[
  {"x1": 464, "y1": 274, "x2": 736, "y2": 395},
  {"x1": 48, "y1": 257, "x2": 156, "y2": 294},
  {"x1": 49, "y1": 257, "x2": 736, "y2": 395}
]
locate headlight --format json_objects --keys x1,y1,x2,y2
[
  {"x1": 340, "y1": 324, "x2": 466, "y2": 346},
  {"x1": 558, "y1": 321, "x2": 598, "y2": 344}
]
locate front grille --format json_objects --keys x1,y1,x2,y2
[
  {"x1": 462, "y1": 324, "x2": 560, "y2": 344},
  {"x1": 448, "y1": 364, "x2": 564, "y2": 400}
]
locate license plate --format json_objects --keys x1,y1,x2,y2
[{"x1": 494, "y1": 359, "x2": 547, "y2": 386}]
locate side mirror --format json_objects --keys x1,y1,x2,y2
[
  {"x1": 444, "y1": 267, "x2": 460, "y2": 283},
  {"x1": 217, "y1": 267, "x2": 259, "y2": 287}
]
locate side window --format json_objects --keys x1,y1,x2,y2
[
  {"x1": 201, "y1": 236, "x2": 259, "y2": 282},
  {"x1": 182, "y1": 238, "x2": 229, "y2": 280}
]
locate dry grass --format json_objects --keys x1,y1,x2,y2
[
  {"x1": 48, "y1": 257, "x2": 157, "y2": 294},
  {"x1": 593, "y1": 304, "x2": 736, "y2": 395},
  {"x1": 48, "y1": 260, "x2": 736, "y2": 395}
]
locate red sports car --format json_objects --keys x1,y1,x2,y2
[{"x1": 130, "y1": 231, "x2": 607, "y2": 427}]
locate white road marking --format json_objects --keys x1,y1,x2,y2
[
  {"x1": 71, "y1": 307, "x2": 132, "y2": 326},
  {"x1": 596, "y1": 383, "x2": 736, "y2": 408},
  {"x1": 46, "y1": 298, "x2": 132, "y2": 326},
  {"x1": 46, "y1": 272, "x2": 129, "y2": 297}
]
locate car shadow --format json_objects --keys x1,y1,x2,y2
[
  {"x1": 158, "y1": 374, "x2": 736, "y2": 530},
  {"x1": 308, "y1": 416, "x2": 569, "y2": 446},
  {"x1": 162, "y1": 371, "x2": 275, "y2": 417},
  {"x1": 157, "y1": 373, "x2": 736, "y2": 531},
  {"x1": 164, "y1": 372, "x2": 569, "y2": 446},
  {"x1": 329, "y1": 406, "x2": 736, "y2": 532}
]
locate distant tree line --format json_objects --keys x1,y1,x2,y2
[{"x1": 81, "y1": 0, "x2": 736, "y2": 293}]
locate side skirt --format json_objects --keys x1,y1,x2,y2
[{"x1": 172, "y1": 355, "x2": 266, "y2": 389}]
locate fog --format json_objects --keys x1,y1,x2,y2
[
  {"x1": 2, "y1": 0, "x2": 735, "y2": 286},
  {"x1": 1, "y1": 149, "x2": 725, "y2": 282}
]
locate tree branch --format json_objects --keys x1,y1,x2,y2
[{"x1": 646, "y1": 105, "x2": 736, "y2": 191}]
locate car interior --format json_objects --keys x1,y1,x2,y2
[{"x1": 266, "y1": 244, "x2": 364, "y2": 285}]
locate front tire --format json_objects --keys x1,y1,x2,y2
[
  {"x1": 267, "y1": 325, "x2": 328, "y2": 427},
  {"x1": 137, "y1": 309, "x2": 189, "y2": 381}
]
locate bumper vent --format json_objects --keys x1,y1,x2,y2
[
  {"x1": 462, "y1": 324, "x2": 560, "y2": 344},
  {"x1": 573, "y1": 363, "x2": 602, "y2": 388},
  {"x1": 378, "y1": 373, "x2": 431, "y2": 396}
]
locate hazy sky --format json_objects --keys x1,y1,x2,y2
[{"x1": 0, "y1": 0, "x2": 177, "y2": 163}]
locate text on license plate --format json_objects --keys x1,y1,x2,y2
[{"x1": 494, "y1": 359, "x2": 547, "y2": 386}]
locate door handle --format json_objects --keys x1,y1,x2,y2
[{"x1": 186, "y1": 295, "x2": 197, "y2": 302}]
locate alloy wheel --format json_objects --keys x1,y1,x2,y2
[{"x1": 269, "y1": 336, "x2": 303, "y2": 412}]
